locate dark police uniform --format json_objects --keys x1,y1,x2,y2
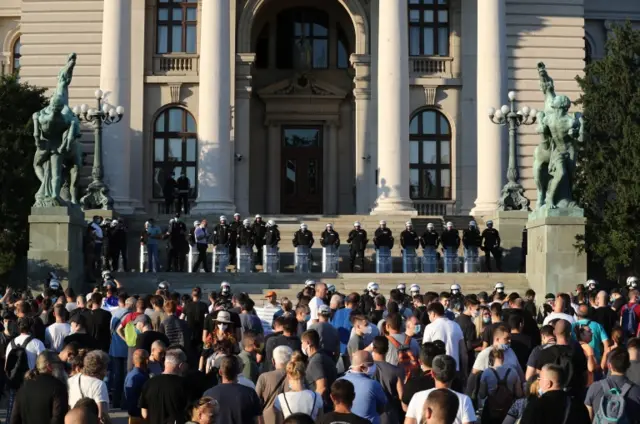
[
  {"x1": 462, "y1": 227, "x2": 482, "y2": 250},
  {"x1": 109, "y1": 220, "x2": 128, "y2": 271},
  {"x1": 440, "y1": 228, "x2": 461, "y2": 250},
  {"x1": 400, "y1": 228, "x2": 420, "y2": 250},
  {"x1": 229, "y1": 217, "x2": 241, "y2": 265},
  {"x1": 347, "y1": 228, "x2": 368, "y2": 272},
  {"x1": 236, "y1": 225, "x2": 255, "y2": 248},
  {"x1": 420, "y1": 230, "x2": 440, "y2": 249},
  {"x1": 373, "y1": 227, "x2": 394, "y2": 249},
  {"x1": 167, "y1": 219, "x2": 188, "y2": 272},
  {"x1": 265, "y1": 225, "x2": 281, "y2": 247},
  {"x1": 251, "y1": 220, "x2": 267, "y2": 264},
  {"x1": 176, "y1": 174, "x2": 190, "y2": 214},
  {"x1": 481, "y1": 226, "x2": 502, "y2": 271},
  {"x1": 292, "y1": 229, "x2": 314, "y2": 248},
  {"x1": 320, "y1": 229, "x2": 340, "y2": 248}
]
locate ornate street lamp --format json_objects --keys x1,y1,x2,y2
[
  {"x1": 488, "y1": 91, "x2": 537, "y2": 211},
  {"x1": 72, "y1": 89, "x2": 124, "y2": 210}
]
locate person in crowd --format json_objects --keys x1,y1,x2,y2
[
  {"x1": 520, "y1": 363, "x2": 590, "y2": 424},
  {"x1": 256, "y1": 345, "x2": 293, "y2": 424},
  {"x1": 575, "y1": 324, "x2": 601, "y2": 385},
  {"x1": 159, "y1": 300, "x2": 188, "y2": 347},
  {"x1": 302, "y1": 329, "x2": 337, "y2": 409},
  {"x1": 185, "y1": 397, "x2": 220, "y2": 424},
  {"x1": 147, "y1": 295, "x2": 166, "y2": 331},
  {"x1": 107, "y1": 295, "x2": 132, "y2": 408},
  {"x1": 67, "y1": 350, "x2": 110, "y2": 423},
  {"x1": 502, "y1": 294, "x2": 541, "y2": 346},
  {"x1": 422, "y1": 303, "x2": 467, "y2": 375},
  {"x1": 502, "y1": 375, "x2": 540, "y2": 424},
  {"x1": 481, "y1": 302, "x2": 504, "y2": 349},
  {"x1": 627, "y1": 337, "x2": 640, "y2": 384},
  {"x1": 405, "y1": 354, "x2": 476, "y2": 424},
  {"x1": 86, "y1": 293, "x2": 112, "y2": 353},
  {"x1": 585, "y1": 346, "x2": 640, "y2": 419},
  {"x1": 139, "y1": 349, "x2": 189, "y2": 424},
  {"x1": 348, "y1": 315, "x2": 373, "y2": 358},
  {"x1": 316, "y1": 379, "x2": 370, "y2": 424},
  {"x1": 478, "y1": 347, "x2": 524, "y2": 424},
  {"x1": 182, "y1": 287, "x2": 209, "y2": 366},
  {"x1": 148, "y1": 340, "x2": 166, "y2": 375},
  {"x1": 339, "y1": 350, "x2": 387, "y2": 424},
  {"x1": 402, "y1": 341, "x2": 448, "y2": 411},
  {"x1": 264, "y1": 316, "x2": 302, "y2": 372},
  {"x1": 574, "y1": 303, "x2": 610, "y2": 365},
  {"x1": 371, "y1": 336, "x2": 404, "y2": 424},
  {"x1": 591, "y1": 290, "x2": 618, "y2": 338},
  {"x1": 308, "y1": 304, "x2": 340, "y2": 360},
  {"x1": 64, "y1": 289, "x2": 77, "y2": 313},
  {"x1": 203, "y1": 355, "x2": 262, "y2": 424},
  {"x1": 455, "y1": 297, "x2": 482, "y2": 374},
  {"x1": 124, "y1": 349, "x2": 150, "y2": 424},
  {"x1": 421, "y1": 389, "x2": 460, "y2": 424},
  {"x1": 601, "y1": 326, "x2": 625, "y2": 373},
  {"x1": 542, "y1": 293, "x2": 575, "y2": 326},
  {"x1": 384, "y1": 313, "x2": 420, "y2": 368},
  {"x1": 308, "y1": 283, "x2": 328, "y2": 327},
  {"x1": 507, "y1": 314, "x2": 534, "y2": 374},
  {"x1": 45, "y1": 304, "x2": 71, "y2": 353},
  {"x1": 135, "y1": 314, "x2": 170, "y2": 354},
  {"x1": 238, "y1": 331, "x2": 260, "y2": 383},
  {"x1": 10, "y1": 350, "x2": 68, "y2": 424},
  {"x1": 257, "y1": 291, "x2": 281, "y2": 332},
  {"x1": 239, "y1": 298, "x2": 264, "y2": 336},
  {"x1": 15, "y1": 301, "x2": 45, "y2": 343},
  {"x1": 525, "y1": 325, "x2": 555, "y2": 380}
]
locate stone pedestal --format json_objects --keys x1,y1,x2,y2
[
  {"x1": 526, "y1": 211, "x2": 586, "y2": 296},
  {"x1": 492, "y1": 210, "x2": 527, "y2": 272},
  {"x1": 27, "y1": 206, "x2": 85, "y2": 294}
]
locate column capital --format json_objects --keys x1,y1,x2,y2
[
  {"x1": 350, "y1": 53, "x2": 371, "y2": 68},
  {"x1": 236, "y1": 52, "x2": 256, "y2": 65}
]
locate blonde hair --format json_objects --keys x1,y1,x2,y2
[
  {"x1": 286, "y1": 351, "x2": 306, "y2": 380},
  {"x1": 190, "y1": 397, "x2": 219, "y2": 421}
]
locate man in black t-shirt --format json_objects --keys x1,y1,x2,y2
[
  {"x1": 182, "y1": 288, "x2": 209, "y2": 343},
  {"x1": 303, "y1": 330, "x2": 337, "y2": 409},
  {"x1": 203, "y1": 355, "x2": 262, "y2": 424},
  {"x1": 264, "y1": 317, "x2": 301, "y2": 372},
  {"x1": 481, "y1": 302, "x2": 504, "y2": 348},
  {"x1": 86, "y1": 293, "x2": 112, "y2": 352},
  {"x1": 401, "y1": 341, "x2": 446, "y2": 410},
  {"x1": 139, "y1": 349, "x2": 189, "y2": 424},
  {"x1": 135, "y1": 315, "x2": 170, "y2": 353},
  {"x1": 590, "y1": 291, "x2": 618, "y2": 338},
  {"x1": 317, "y1": 379, "x2": 370, "y2": 424},
  {"x1": 455, "y1": 297, "x2": 482, "y2": 370},
  {"x1": 64, "y1": 314, "x2": 99, "y2": 350}
]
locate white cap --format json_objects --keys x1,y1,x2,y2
[
  {"x1": 354, "y1": 221, "x2": 361, "y2": 227},
  {"x1": 305, "y1": 279, "x2": 316, "y2": 287},
  {"x1": 406, "y1": 221, "x2": 412, "y2": 227},
  {"x1": 220, "y1": 215, "x2": 226, "y2": 221},
  {"x1": 367, "y1": 282, "x2": 379, "y2": 292},
  {"x1": 233, "y1": 213, "x2": 240, "y2": 217},
  {"x1": 397, "y1": 284, "x2": 406, "y2": 290},
  {"x1": 267, "y1": 219, "x2": 275, "y2": 226},
  {"x1": 427, "y1": 223, "x2": 434, "y2": 229},
  {"x1": 243, "y1": 219, "x2": 250, "y2": 225},
  {"x1": 326, "y1": 223, "x2": 333, "y2": 227},
  {"x1": 379, "y1": 220, "x2": 386, "y2": 225},
  {"x1": 255, "y1": 214, "x2": 262, "y2": 219},
  {"x1": 469, "y1": 221, "x2": 477, "y2": 227},
  {"x1": 410, "y1": 284, "x2": 420, "y2": 292},
  {"x1": 194, "y1": 220, "x2": 200, "y2": 227},
  {"x1": 451, "y1": 284, "x2": 461, "y2": 291},
  {"x1": 495, "y1": 282, "x2": 505, "y2": 290},
  {"x1": 49, "y1": 280, "x2": 61, "y2": 290},
  {"x1": 446, "y1": 221, "x2": 453, "y2": 227},
  {"x1": 300, "y1": 223, "x2": 308, "y2": 229},
  {"x1": 628, "y1": 276, "x2": 638, "y2": 286}
]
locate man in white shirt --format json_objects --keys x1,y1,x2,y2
[
  {"x1": 422, "y1": 303, "x2": 467, "y2": 372},
  {"x1": 308, "y1": 283, "x2": 327, "y2": 328},
  {"x1": 405, "y1": 354, "x2": 476, "y2": 424},
  {"x1": 472, "y1": 324, "x2": 525, "y2": 382},
  {"x1": 542, "y1": 293, "x2": 575, "y2": 326},
  {"x1": 6, "y1": 317, "x2": 46, "y2": 370},
  {"x1": 45, "y1": 304, "x2": 71, "y2": 352},
  {"x1": 255, "y1": 291, "x2": 281, "y2": 333}
]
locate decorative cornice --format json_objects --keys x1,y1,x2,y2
[
  {"x1": 168, "y1": 83, "x2": 182, "y2": 104},
  {"x1": 423, "y1": 86, "x2": 438, "y2": 106}
]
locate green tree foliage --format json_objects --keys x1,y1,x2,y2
[
  {"x1": 575, "y1": 22, "x2": 640, "y2": 278},
  {"x1": 0, "y1": 74, "x2": 47, "y2": 277}
]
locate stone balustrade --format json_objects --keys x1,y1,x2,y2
[
  {"x1": 409, "y1": 56, "x2": 453, "y2": 78},
  {"x1": 153, "y1": 54, "x2": 199, "y2": 75}
]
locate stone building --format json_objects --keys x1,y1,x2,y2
[{"x1": 0, "y1": 0, "x2": 636, "y2": 216}]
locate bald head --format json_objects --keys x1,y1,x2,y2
[
  {"x1": 553, "y1": 294, "x2": 565, "y2": 313},
  {"x1": 554, "y1": 319, "x2": 571, "y2": 342},
  {"x1": 65, "y1": 407, "x2": 98, "y2": 424},
  {"x1": 132, "y1": 349, "x2": 149, "y2": 367},
  {"x1": 596, "y1": 290, "x2": 608, "y2": 307},
  {"x1": 577, "y1": 304, "x2": 589, "y2": 318},
  {"x1": 351, "y1": 350, "x2": 372, "y2": 371}
]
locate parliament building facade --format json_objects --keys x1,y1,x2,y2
[{"x1": 0, "y1": 0, "x2": 637, "y2": 216}]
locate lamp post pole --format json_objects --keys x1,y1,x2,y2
[
  {"x1": 73, "y1": 89, "x2": 125, "y2": 210},
  {"x1": 488, "y1": 91, "x2": 537, "y2": 211}
]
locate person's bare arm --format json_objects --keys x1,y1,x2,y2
[
  {"x1": 396, "y1": 376, "x2": 404, "y2": 402},
  {"x1": 141, "y1": 408, "x2": 148, "y2": 419},
  {"x1": 586, "y1": 405, "x2": 593, "y2": 421},
  {"x1": 404, "y1": 417, "x2": 417, "y2": 424},
  {"x1": 116, "y1": 323, "x2": 126, "y2": 341},
  {"x1": 202, "y1": 329, "x2": 209, "y2": 343},
  {"x1": 98, "y1": 401, "x2": 112, "y2": 424},
  {"x1": 525, "y1": 365, "x2": 538, "y2": 381},
  {"x1": 315, "y1": 378, "x2": 327, "y2": 399},
  {"x1": 458, "y1": 339, "x2": 469, "y2": 377}
]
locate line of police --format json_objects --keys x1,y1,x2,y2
[{"x1": 168, "y1": 216, "x2": 504, "y2": 273}]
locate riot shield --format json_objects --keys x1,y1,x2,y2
[
  {"x1": 421, "y1": 246, "x2": 438, "y2": 273},
  {"x1": 402, "y1": 248, "x2": 419, "y2": 273},
  {"x1": 187, "y1": 245, "x2": 196, "y2": 273},
  {"x1": 236, "y1": 246, "x2": 253, "y2": 273},
  {"x1": 213, "y1": 246, "x2": 230, "y2": 273},
  {"x1": 322, "y1": 246, "x2": 339, "y2": 273},
  {"x1": 464, "y1": 247, "x2": 480, "y2": 273},
  {"x1": 443, "y1": 247, "x2": 459, "y2": 273},
  {"x1": 262, "y1": 246, "x2": 280, "y2": 273},
  {"x1": 376, "y1": 247, "x2": 392, "y2": 273},
  {"x1": 139, "y1": 244, "x2": 147, "y2": 273},
  {"x1": 295, "y1": 246, "x2": 311, "y2": 274}
]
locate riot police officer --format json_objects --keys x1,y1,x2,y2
[
  {"x1": 421, "y1": 223, "x2": 440, "y2": 250},
  {"x1": 213, "y1": 216, "x2": 232, "y2": 249},
  {"x1": 264, "y1": 220, "x2": 281, "y2": 248},
  {"x1": 176, "y1": 172, "x2": 190, "y2": 214},
  {"x1": 373, "y1": 220, "x2": 394, "y2": 249},
  {"x1": 360, "y1": 282, "x2": 379, "y2": 316},
  {"x1": 441, "y1": 221, "x2": 461, "y2": 250},
  {"x1": 167, "y1": 214, "x2": 188, "y2": 272},
  {"x1": 109, "y1": 218, "x2": 128, "y2": 272},
  {"x1": 400, "y1": 221, "x2": 420, "y2": 250},
  {"x1": 292, "y1": 223, "x2": 314, "y2": 248},
  {"x1": 237, "y1": 219, "x2": 255, "y2": 249},
  {"x1": 397, "y1": 284, "x2": 412, "y2": 306},
  {"x1": 251, "y1": 214, "x2": 267, "y2": 265},
  {"x1": 320, "y1": 223, "x2": 340, "y2": 248},
  {"x1": 450, "y1": 283, "x2": 464, "y2": 305},
  {"x1": 462, "y1": 221, "x2": 481, "y2": 250},
  {"x1": 347, "y1": 221, "x2": 368, "y2": 272},
  {"x1": 229, "y1": 213, "x2": 242, "y2": 265},
  {"x1": 481, "y1": 220, "x2": 502, "y2": 271},
  {"x1": 215, "y1": 281, "x2": 233, "y2": 309}
]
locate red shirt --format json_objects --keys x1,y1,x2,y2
[{"x1": 119, "y1": 311, "x2": 142, "y2": 329}]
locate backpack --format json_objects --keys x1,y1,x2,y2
[
  {"x1": 484, "y1": 368, "x2": 515, "y2": 422},
  {"x1": 123, "y1": 314, "x2": 138, "y2": 347},
  {"x1": 552, "y1": 345, "x2": 574, "y2": 390},
  {"x1": 593, "y1": 379, "x2": 631, "y2": 424},
  {"x1": 387, "y1": 335, "x2": 419, "y2": 381},
  {"x1": 5, "y1": 336, "x2": 34, "y2": 390},
  {"x1": 622, "y1": 304, "x2": 639, "y2": 338}
]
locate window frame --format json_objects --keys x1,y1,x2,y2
[
  {"x1": 156, "y1": 0, "x2": 198, "y2": 54},
  {"x1": 276, "y1": 7, "x2": 330, "y2": 70},
  {"x1": 409, "y1": 109, "x2": 452, "y2": 200},
  {"x1": 11, "y1": 37, "x2": 21, "y2": 73},
  {"x1": 152, "y1": 107, "x2": 198, "y2": 199},
  {"x1": 408, "y1": 0, "x2": 450, "y2": 57}
]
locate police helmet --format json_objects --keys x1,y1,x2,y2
[
  {"x1": 158, "y1": 281, "x2": 170, "y2": 291},
  {"x1": 300, "y1": 223, "x2": 308, "y2": 230},
  {"x1": 326, "y1": 223, "x2": 333, "y2": 228},
  {"x1": 220, "y1": 215, "x2": 227, "y2": 222},
  {"x1": 101, "y1": 270, "x2": 111, "y2": 280},
  {"x1": 243, "y1": 219, "x2": 251, "y2": 226},
  {"x1": 495, "y1": 282, "x2": 505, "y2": 293},
  {"x1": 410, "y1": 284, "x2": 420, "y2": 294},
  {"x1": 233, "y1": 213, "x2": 241, "y2": 218},
  {"x1": 267, "y1": 220, "x2": 275, "y2": 227},
  {"x1": 193, "y1": 220, "x2": 200, "y2": 227},
  {"x1": 220, "y1": 281, "x2": 231, "y2": 294},
  {"x1": 446, "y1": 221, "x2": 454, "y2": 228},
  {"x1": 255, "y1": 214, "x2": 262, "y2": 219},
  {"x1": 111, "y1": 220, "x2": 118, "y2": 227},
  {"x1": 379, "y1": 220, "x2": 386, "y2": 226},
  {"x1": 367, "y1": 282, "x2": 379, "y2": 293},
  {"x1": 49, "y1": 279, "x2": 61, "y2": 291},
  {"x1": 627, "y1": 276, "x2": 639, "y2": 287},
  {"x1": 354, "y1": 221, "x2": 361, "y2": 227},
  {"x1": 487, "y1": 220, "x2": 494, "y2": 227},
  {"x1": 586, "y1": 279, "x2": 598, "y2": 290},
  {"x1": 469, "y1": 221, "x2": 477, "y2": 227},
  {"x1": 427, "y1": 223, "x2": 434, "y2": 230},
  {"x1": 327, "y1": 284, "x2": 336, "y2": 294},
  {"x1": 451, "y1": 284, "x2": 461, "y2": 294},
  {"x1": 305, "y1": 279, "x2": 316, "y2": 287},
  {"x1": 397, "y1": 283, "x2": 406, "y2": 293}
]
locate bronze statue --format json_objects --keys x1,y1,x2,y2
[{"x1": 32, "y1": 53, "x2": 83, "y2": 207}]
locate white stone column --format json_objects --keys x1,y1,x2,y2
[
  {"x1": 100, "y1": 0, "x2": 133, "y2": 213},
  {"x1": 193, "y1": 0, "x2": 235, "y2": 214},
  {"x1": 234, "y1": 53, "x2": 255, "y2": 216},
  {"x1": 471, "y1": 0, "x2": 506, "y2": 216},
  {"x1": 371, "y1": 0, "x2": 416, "y2": 215},
  {"x1": 350, "y1": 54, "x2": 372, "y2": 213}
]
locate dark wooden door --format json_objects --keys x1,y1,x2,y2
[{"x1": 281, "y1": 126, "x2": 323, "y2": 214}]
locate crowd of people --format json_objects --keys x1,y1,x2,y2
[{"x1": 2, "y1": 276, "x2": 640, "y2": 424}]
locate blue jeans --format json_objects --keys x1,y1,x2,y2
[
  {"x1": 147, "y1": 244, "x2": 159, "y2": 272},
  {"x1": 109, "y1": 356, "x2": 127, "y2": 408}
]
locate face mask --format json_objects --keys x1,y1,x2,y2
[
  {"x1": 414, "y1": 325, "x2": 422, "y2": 333},
  {"x1": 499, "y1": 343, "x2": 511, "y2": 351},
  {"x1": 362, "y1": 325, "x2": 372, "y2": 335},
  {"x1": 473, "y1": 309, "x2": 480, "y2": 318},
  {"x1": 302, "y1": 344, "x2": 309, "y2": 357},
  {"x1": 304, "y1": 315, "x2": 311, "y2": 322},
  {"x1": 217, "y1": 323, "x2": 228, "y2": 331},
  {"x1": 366, "y1": 364, "x2": 377, "y2": 377},
  {"x1": 483, "y1": 317, "x2": 491, "y2": 324}
]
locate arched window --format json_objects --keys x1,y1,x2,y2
[
  {"x1": 408, "y1": 0, "x2": 449, "y2": 57},
  {"x1": 585, "y1": 36, "x2": 593, "y2": 64},
  {"x1": 409, "y1": 110, "x2": 452, "y2": 200},
  {"x1": 276, "y1": 8, "x2": 329, "y2": 69},
  {"x1": 156, "y1": 0, "x2": 197, "y2": 54},
  {"x1": 255, "y1": 24, "x2": 270, "y2": 69},
  {"x1": 153, "y1": 108, "x2": 197, "y2": 199},
  {"x1": 337, "y1": 23, "x2": 352, "y2": 69},
  {"x1": 11, "y1": 37, "x2": 21, "y2": 73}
]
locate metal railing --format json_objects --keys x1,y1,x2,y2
[
  {"x1": 409, "y1": 56, "x2": 453, "y2": 78},
  {"x1": 152, "y1": 54, "x2": 199, "y2": 76},
  {"x1": 412, "y1": 200, "x2": 456, "y2": 216}
]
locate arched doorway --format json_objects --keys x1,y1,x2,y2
[{"x1": 240, "y1": 0, "x2": 366, "y2": 214}]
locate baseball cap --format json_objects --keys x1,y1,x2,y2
[
  {"x1": 134, "y1": 314, "x2": 151, "y2": 326},
  {"x1": 318, "y1": 305, "x2": 331, "y2": 316},
  {"x1": 265, "y1": 291, "x2": 277, "y2": 298}
]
